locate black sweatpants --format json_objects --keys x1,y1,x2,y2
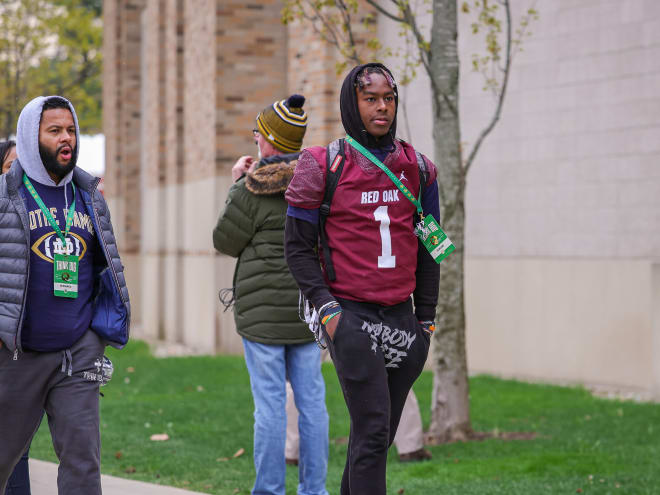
[
  {"x1": 0, "y1": 330, "x2": 106, "y2": 495},
  {"x1": 325, "y1": 298, "x2": 430, "y2": 495}
]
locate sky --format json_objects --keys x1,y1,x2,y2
[{"x1": 78, "y1": 134, "x2": 105, "y2": 177}]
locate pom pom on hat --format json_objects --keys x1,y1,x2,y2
[{"x1": 286, "y1": 94, "x2": 305, "y2": 109}]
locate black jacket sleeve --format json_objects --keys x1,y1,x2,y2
[
  {"x1": 413, "y1": 178, "x2": 441, "y2": 321},
  {"x1": 413, "y1": 242, "x2": 439, "y2": 321},
  {"x1": 284, "y1": 216, "x2": 337, "y2": 311}
]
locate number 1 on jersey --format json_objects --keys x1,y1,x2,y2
[{"x1": 374, "y1": 205, "x2": 396, "y2": 268}]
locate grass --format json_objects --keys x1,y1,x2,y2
[{"x1": 30, "y1": 340, "x2": 660, "y2": 494}]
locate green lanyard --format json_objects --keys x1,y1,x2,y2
[
  {"x1": 23, "y1": 173, "x2": 76, "y2": 251},
  {"x1": 346, "y1": 135, "x2": 455, "y2": 264},
  {"x1": 345, "y1": 135, "x2": 423, "y2": 217}
]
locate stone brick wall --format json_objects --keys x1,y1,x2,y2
[
  {"x1": 164, "y1": 0, "x2": 184, "y2": 189},
  {"x1": 103, "y1": 0, "x2": 145, "y2": 254},
  {"x1": 182, "y1": 0, "x2": 216, "y2": 185},
  {"x1": 102, "y1": 0, "x2": 407, "y2": 348},
  {"x1": 216, "y1": 1, "x2": 288, "y2": 176},
  {"x1": 286, "y1": 17, "x2": 342, "y2": 148},
  {"x1": 141, "y1": 1, "x2": 163, "y2": 190},
  {"x1": 102, "y1": 0, "x2": 118, "y2": 197},
  {"x1": 287, "y1": 0, "x2": 379, "y2": 147},
  {"x1": 104, "y1": 0, "x2": 368, "y2": 204}
]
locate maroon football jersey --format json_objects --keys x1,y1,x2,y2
[{"x1": 286, "y1": 140, "x2": 437, "y2": 306}]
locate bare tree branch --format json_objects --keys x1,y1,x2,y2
[
  {"x1": 59, "y1": 55, "x2": 98, "y2": 94},
  {"x1": 364, "y1": 0, "x2": 404, "y2": 23},
  {"x1": 336, "y1": 0, "x2": 361, "y2": 63},
  {"x1": 510, "y1": 0, "x2": 538, "y2": 64},
  {"x1": 298, "y1": 0, "x2": 363, "y2": 66},
  {"x1": 399, "y1": 83, "x2": 414, "y2": 145},
  {"x1": 304, "y1": 2, "x2": 343, "y2": 52},
  {"x1": 399, "y1": 2, "x2": 428, "y2": 68},
  {"x1": 396, "y1": 0, "x2": 457, "y2": 117},
  {"x1": 464, "y1": 0, "x2": 512, "y2": 173}
]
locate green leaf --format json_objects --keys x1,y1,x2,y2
[{"x1": 0, "y1": 0, "x2": 102, "y2": 136}]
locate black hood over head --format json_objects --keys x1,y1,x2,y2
[{"x1": 340, "y1": 62, "x2": 398, "y2": 149}]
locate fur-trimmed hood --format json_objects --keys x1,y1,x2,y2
[{"x1": 245, "y1": 153, "x2": 298, "y2": 195}]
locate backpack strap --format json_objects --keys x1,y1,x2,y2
[
  {"x1": 415, "y1": 150, "x2": 428, "y2": 206},
  {"x1": 319, "y1": 138, "x2": 345, "y2": 282}
]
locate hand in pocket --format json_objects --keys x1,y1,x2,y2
[{"x1": 325, "y1": 313, "x2": 342, "y2": 341}]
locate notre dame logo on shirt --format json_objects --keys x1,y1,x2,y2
[
  {"x1": 29, "y1": 207, "x2": 95, "y2": 263},
  {"x1": 32, "y1": 232, "x2": 87, "y2": 262}
]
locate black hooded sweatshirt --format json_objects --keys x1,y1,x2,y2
[
  {"x1": 340, "y1": 62, "x2": 398, "y2": 151},
  {"x1": 284, "y1": 63, "x2": 439, "y2": 321}
]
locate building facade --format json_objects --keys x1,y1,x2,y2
[{"x1": 103, "y1": 1, "x2": 660, "y2": 395}]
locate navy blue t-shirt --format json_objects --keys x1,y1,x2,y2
[{"x1": 20, "y1": 180, "x2": 101, "y2": 351}]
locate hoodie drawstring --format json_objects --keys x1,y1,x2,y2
[
  {"x1": 60, "y1": 349, "x2": 73, "y2": 376},
  {"x1": 64, "y1": 182, "x2": 69, "y2": 214},
  {"x1": 298, "y1": 291, "x2": 326, "y2": 350}
]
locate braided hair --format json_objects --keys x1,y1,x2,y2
[{"x1": 340, "y1": 63, "x2": 399, "y2": 149}]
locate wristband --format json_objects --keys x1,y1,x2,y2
[
  {"x1": 319, "y1": 301, "x2": 340, "y2": 319},
  {"x1": 419, "y1": 320, "x2": 435, "y2": 334},
  {"x1": 319, "y1": 300, "x2": 339, "y2": 314},
  {"x1": 321, "y1": 311, "x2": 341, "y2": 326}
]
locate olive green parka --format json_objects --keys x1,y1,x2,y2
[{"x1": 212, "y1": 155, "x2": 312, "y2": 345}]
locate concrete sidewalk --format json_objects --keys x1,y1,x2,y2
[{"x1": 29, "y1": 459, "x2": 209, "y2": 495}]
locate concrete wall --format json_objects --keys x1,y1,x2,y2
[
  {"x1": 466, "y1": 258, "x2": 658, "y2": 391},
  {"x1": 379, "y1": 0, "x2": 660, "y2": 392}
]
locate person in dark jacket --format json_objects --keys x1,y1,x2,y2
[
  {"x1": 0, "y1": 139, "x2": 31, "y2": 495},
  {"x1": 0, "y1": 96, "x2": 130, "y2": 495},
  {"x1": 213, "y1": 95, "x2": 329, "y2": 495},
  {"x1": 1, "y1": 140, "x2": 16, "y2": 174}
]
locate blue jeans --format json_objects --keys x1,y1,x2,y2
[
  {"x1": 243, "y1": 339, "x2": 329, "y2": 495},
  {"x1": 5, "y1": 450, "x2": 30, "y2": 495}
]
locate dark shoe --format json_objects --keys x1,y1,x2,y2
[
  {"x1": 399, "y1": 448, "x2": 432, "y2": 463},
  {"x1": 285, "y1": 458, "x2": 299, "y2": 466}
]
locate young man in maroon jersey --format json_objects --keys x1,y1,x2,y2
[{"x1": 284, "y1": 63, "x2": 440, "y2": 495}]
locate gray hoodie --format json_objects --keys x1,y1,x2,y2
[{"x1": 15, "y1": 95, "x2": 80, "y2": 187}]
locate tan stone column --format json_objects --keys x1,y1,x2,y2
[
  {"x1": 162, "y1": 0, "x2": 185, "y2": 345},
  {"x1": 139, "y1": 0, "x2": 166, "y2": 341},
  {"x1": 210, "y1": 1, "x2": 290, "y2": 354},
  {"x1": 653, "y1": 264, "x2": 660, "y2": 397},
  {"x1": 178, "y1": 0, "x2": 218, "y2": 352},
  {"x1": 103, "y1": 0, "x2": 145, "y2": 327}
]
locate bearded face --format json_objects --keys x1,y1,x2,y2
[{"x1": 38, "y1": 108, "x2": 77, "y2": 180}]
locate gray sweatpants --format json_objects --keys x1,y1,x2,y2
[{"x1": 0, "y1": 330, "x2": 106, "y2": 494}]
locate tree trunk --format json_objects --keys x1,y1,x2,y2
[{"x1": 427, "y1": 0, "x2": 472, "y2": 443}]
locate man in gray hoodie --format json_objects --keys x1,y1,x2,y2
[{"x1": 0, "y1": 96, "x2": 130, "y2": 494}]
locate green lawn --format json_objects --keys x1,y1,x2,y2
[{"x1": 30, "y1": 341, "x2": 660, "y2": 494}]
